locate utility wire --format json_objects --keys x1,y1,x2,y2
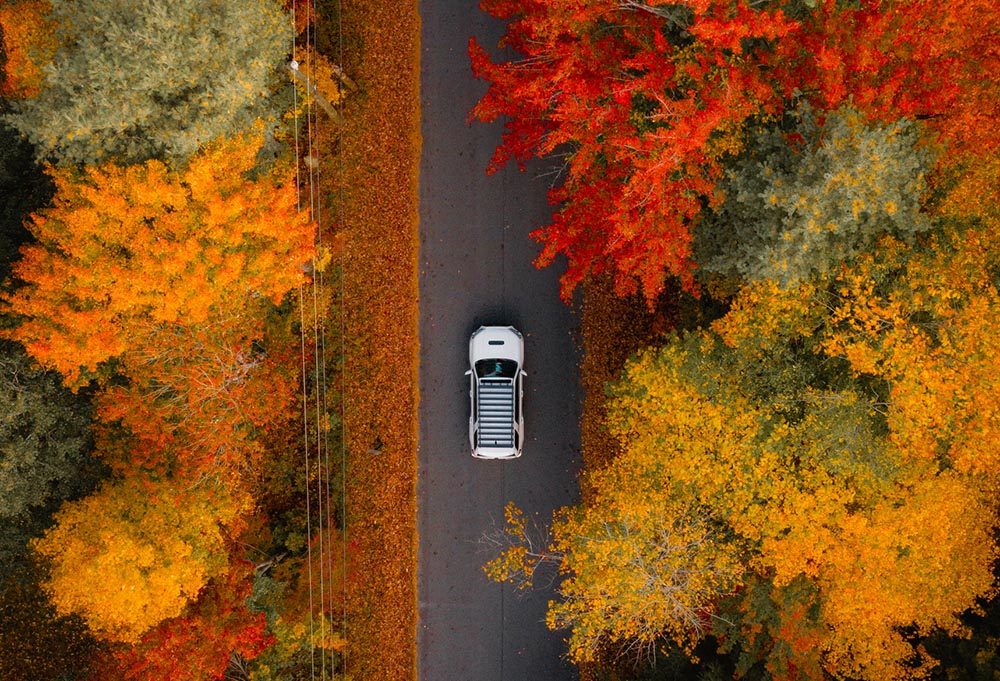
[
  {"x1": 291, "y1": 1, "x2": 350, "y2": 677},
  {"x1": 333, "y1": 0, "x2": 350, "y2": 673},
  {"x1": 290, "y1": 4, "x2": 318, "y2": 678},
  {"x1": 301, "y1": 15, "x2": 330, "y2": 678}
]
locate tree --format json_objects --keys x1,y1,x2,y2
[
  {"x1": 607, "y1": 332, "x2": 997, "y2": 679},
  {"x1": 695, "y1": 105, "x2": 934, "y2": 286},
  {"x1": 768, "y1": 0, "x2": 1000, "y2": 159},
  {"x1": 0, "y1": 0, "x2": 57, "y2": 100},
  {"x1": 470, "y1": 0, "x2": 798, "y2": 301},
  {"x1": 3, "y1": 133, "x2": 314, "y2": 386},
  {"x1": 486, "y1": 335, "x2": 758, "y2": 663},
  {"x1": 0, "y1": 341, "x2": 98, "y2": 522},
  {"x1": 32, "y1": 478, "x2": 250, "y2": 643},
  {"x1": 552, "y1": 505, "x2": 743, "y2": 664},
  {"x1": 4, "y1": 0, "x2": 294, "y2": 166},
  {"x1": 113, "y1": 565, "x2": 271, "y2": 681},
  {"x1": 93, "y1": 315, "x2": 300, "y2": 484}
]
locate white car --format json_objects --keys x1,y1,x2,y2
[{"x1": 466, "y1": 326, "x2": 525, "y2": 459}]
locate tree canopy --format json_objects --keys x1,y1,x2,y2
[
  {"x1": 470, "y1": 0, "x2": 797, "y2": 300},
  {"x1": 696, "y1": 105, "x2": 933, "y2": 286},
  {"x1": 4, "y1": 0, "x2": 294, "y2": 166},
  {"x1": 492, "y1": 269, "x2": 1000, "y2": 675},
  {"x1": 32, "y1": 478, "x2": 250, "y2": 644},
  {"x1": 3, "y1": 133, "x2": 314, "y2": 385},
  {"x1": 0, "y1": 342, "x2": 96, "y2": 522}
]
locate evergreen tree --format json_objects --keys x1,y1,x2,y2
[{"x1": 0, "y1": 341, "x2": 98, "y2": 529}]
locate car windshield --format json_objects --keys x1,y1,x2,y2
[{"x1": 475, "y1": 358, "x2": 518, "y2": 379}]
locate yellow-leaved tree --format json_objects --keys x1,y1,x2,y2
[
  {"x1": 486, "y1": 253, "x2": 1000, "y2": 677},
  {"x1": 32, "y1": 478, "x2": 251, "y2": 643},
  {"x1": 817, "y1": 231, "x2": 1000, "y2": 479},
  {"x1": 712, "y1": 255, "x2": 1000, "y2": 678},
  {"x1": 603, "y1": 330, "x2": 997, "y2": 679}
]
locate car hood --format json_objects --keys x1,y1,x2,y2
[{"x1": 470, "y1": 326, "x2": 523, "y2": 366}]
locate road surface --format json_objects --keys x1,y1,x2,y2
[{"x1": 416, "y1": 1, "x2": 583, "y2": 679}]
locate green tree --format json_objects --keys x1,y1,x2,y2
[
  {"x1": 5, "y1": 0, "x2": 293, "y2": 166},
  {"x1": 696, "y1": 105, "x2": 933, "y2": 286},
  {"x1": 0, "y1": 341, "x2": 98, "y2": 524}
]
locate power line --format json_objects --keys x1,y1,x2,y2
[
  {"x1": 290, "y1": 5, "x2": 318, "y2": 678},
  {"x1": 291, "y1": 1, "x2": 348, "y2": 678},
  {"x1": 332, "y1": 0, "x2": 350, "y2": 672}
]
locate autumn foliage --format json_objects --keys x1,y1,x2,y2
[
  {"x1": 772, "y1": 0, "x2": 1000, "y2": 157},
  {"x1": 472, "y1": 0, "x2": 1000, "y2": 302},
  {"x1": 0, "y1": 0, "x2": 351, "y2": 674},
  {"x1": 112, "y1": 566, "x2": 272, "y2": 681},
  {"x1": 3, "y1": 133, "x2": 313, "y2": 385},
  {"x1": 471, "y1": 0, "x2": 797, "y2": 300},
  {"x1": 527, "y1": 247, "x2": 1000, "y2": 677},
  {"x1": 476, "y1": 0, "x2": 1000, "y2": 677},
  {"x1": 0, "y1": 0, "x2": 56, "y2": 99},
  {"x1": 31, "y1": 479, "x2": 249, "y2": 644}
]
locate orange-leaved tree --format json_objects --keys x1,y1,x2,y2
[
  {"x1": 93, "y1": 315, "x2": 301, "y2": 484},
  {"x1": 816, "y1": 230, "x2": 1000, "y2": 480},
  {"x1": 0, "y1": 0, "x2": 57, "y2": 99},
  {"x1": 3, "y1": 132, "x2": 314, "y2": 386}
]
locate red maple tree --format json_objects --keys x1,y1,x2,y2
[
  {"x1": 770, "y1": 0, "x2": 1000, "y2": 157},
  {"x1": 470, "y1": 0, "x2": 797, "y2": 301},
  {"x1": 471, "y1": 0, "x2": 1000, "y2": 301}
]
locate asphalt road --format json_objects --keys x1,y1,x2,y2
[{"x1": 416, "y1": 2, "x2": 583, "y2": 680}]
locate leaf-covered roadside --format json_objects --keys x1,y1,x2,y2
[{"x1": 328, "y1": 0, "x2": 421, "y2": 677}]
